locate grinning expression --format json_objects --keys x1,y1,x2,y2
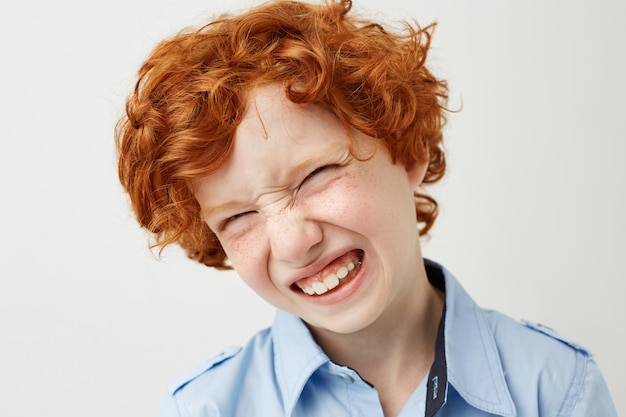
[{"x1": 193, "y1": 85, "x2": 429, "y2": 335}]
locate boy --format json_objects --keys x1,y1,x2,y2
[{"x1": 116, "y1": 1, "x2": 617, "y2": 416}]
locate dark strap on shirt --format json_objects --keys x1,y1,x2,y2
[{"x1": 424, "y1": 261, "x2": 447, "y2": 417}]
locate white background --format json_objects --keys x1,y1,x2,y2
[{"x1": 1, "y1": 0, "x2": 624, "y2": 415}]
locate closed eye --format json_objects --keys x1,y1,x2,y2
[
  {"x1": 302, "y1": 164, "x2": 338, "y2": 185},
  {"x1": 221, "y1": 210, "x2": 256, "y2": 229}
]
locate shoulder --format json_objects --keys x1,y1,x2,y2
[
  {"x1": 158, "y1": 327, "x2": 283, "y2": 417},
  {"x1": 171, "y1": 329, "x2": 274, "y2": 397},
  {"x1": 483, "y1": 309, "x2": 592, "y2": 382},
  {"x1": 156, "y1": 345, "x2": 243, "y2": 417},
  {"x1": 483, "y1": 310, "x2": 616, "y2": 416},
  {"x1": 491, "y1": 311, "x2": 592, "y2": 357},
  {"x1": 519, "y1": 319, "x2": 591, "y2": 353},
  {"x1": 167, "y1": 345, "x2": 245, "y2": 396},
  {"x1": 484, "y1": 310, "x2": 592, "y2": 364}
]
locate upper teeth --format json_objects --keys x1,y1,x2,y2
[{"x1": 302, "y1": 261, "x2": 355, "y2": 295}]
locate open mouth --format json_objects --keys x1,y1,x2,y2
[{"x1": 293, "y1": 250, "x2": 364, "y2": 296}]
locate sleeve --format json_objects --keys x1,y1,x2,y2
[{"x1": 567, "y1": 360, "x2": 617, "y2": 417}]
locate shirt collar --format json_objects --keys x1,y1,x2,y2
[
  {"x1": 271, "y1": 309, "x2": 329, "y2": 416},
  {"x1": 429, "y1": 259, "x2": 516, "y2": 416},
  {"x1": 271, "y1": 259, "x2": 517, "y2": 417}
]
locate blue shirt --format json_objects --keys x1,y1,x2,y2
[{"x1": 157, "y1": 260, "x2": 617, "y2": 416}]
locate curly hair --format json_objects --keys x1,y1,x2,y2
[{"x1": 116, "y1": 0, "x2": 449, "y2": 269}]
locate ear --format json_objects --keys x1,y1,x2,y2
[{"x1": 406, "y1": 159, "x2": 429, "y2": 189}]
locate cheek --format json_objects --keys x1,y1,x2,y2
[
  {"x1": 322, "y1": 166, "x2": 414, "y2": 236},
  {"x1": 303, "y1": 176, "x2": 364, "y2": 226},
  {"x1": 222, "y1": 228, "x2": 270, "y2": 291}
]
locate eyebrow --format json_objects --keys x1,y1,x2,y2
[{"x1": 200, "y1": 142, "x2": 349, "y2": 221}]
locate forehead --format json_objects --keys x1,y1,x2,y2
[
  {"x1": 239, "y1": 86, "x2": 340, "y2": 145},
  {"x1": 192, "y1": 85, "x2": 354, "y2": 213},
  {"x1": 233, "y1": 84, "x2": 350, "y2": 170}
]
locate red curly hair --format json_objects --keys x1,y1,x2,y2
[{"x1": 116, "y1": 0, "x2": 449, "y2": 269}]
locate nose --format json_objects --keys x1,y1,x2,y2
[{"x1": 266, "y1": 208, "x2": 323, "y2": 265}]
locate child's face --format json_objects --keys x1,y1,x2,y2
[{"x1": 194, "y1": 85, "x2": 428, "y2": 335}]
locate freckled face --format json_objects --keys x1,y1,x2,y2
[{"x1": 193, "y1": 85, "x2": 428, "y2": 334}]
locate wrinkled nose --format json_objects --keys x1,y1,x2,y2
[{"x1": 266, "y1": 209, "x2": 323, "y2": 264}]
